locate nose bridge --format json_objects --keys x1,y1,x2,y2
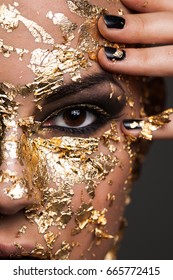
[
  {"x1": 0, "y1": 115, "x2": 23, "y2": 173},
  {"x1": 0, "y1": 115, "x2": 33, "y2": 214}
]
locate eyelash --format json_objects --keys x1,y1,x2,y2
[{"x1": 40, "y1": 104, "x2": 115, "y2": 136}]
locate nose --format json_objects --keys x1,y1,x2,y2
[{"x1": 0, "y1": 117, "x2": 40, "y2": 215}]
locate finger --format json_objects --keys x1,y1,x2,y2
[
  {"x1": 98, "y1": 12, "x2": 173, "y2": 44},
  {"x1": 98, "y1": 45, "x2": 173, "y2": 77},
  {"x1": 120, "y1": 0, "x2": 173, "y2": 13},
  {"x1": 122, "y1": 109, "x2": 173, "y2": 140}
]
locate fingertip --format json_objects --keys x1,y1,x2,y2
[
  {"x1": 121, "y1": 119, "x2": 142, "y2": 138},
  {"x1": 97, "y1": 46, "x2": 127, "y2": 74}
]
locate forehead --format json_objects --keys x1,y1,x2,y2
[{"x1": 0, "y1": 0, "x2": 128, "y2": 86}]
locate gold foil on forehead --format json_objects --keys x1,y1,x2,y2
[
  {"x1": 28, "y1": 45, "x2": 90, "y2": 101},
  {"x1": 0, "y1": 4, "x2": 54, "y2": 44},
  {"x1": 67, "y1": 0, "x2": 105, "y2": 18},
  {"x1": 0, "y1": 4, "x2": 19, "y2": 31},
  {"x1": 0, "y1": 39, "x2": 29, "y2": 60},
  {"x1": 46, "y1": 11, "x2": 77, "y2": 43},
  {"x1": 139, "y1": 108, "x2": 173, "y2": 141}
]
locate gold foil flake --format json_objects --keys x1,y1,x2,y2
[
  {"x1": 44, "y1": 231, "x2": 58, "y2": 250},
  {"x1": 13, "y1": 2, "x2": 19, "y2": 7},
  {"x1": 72, "y1": 203, "x2": 93, "y2": 234},
  {"x1": 54, "y1": 241, "x2": 72, "y2": 260},
  {"x1": 91, "y1": 209, "x2": 107, "y2": 226},
  {"x1": 14, "y1": 242, "x2": 23, "y2": 250},
  {"x1": 118, "y1": 9, "x2": 124, "y2": 16},
  {"x1": 0, "y1": 4, "x2": 54, "y2": 44},
  {"x1": 0, "y1": 82, "x2": 17, "y2": 103},
  {"x1": 107, "y1": 193, "x2": 116, "y2": 207},
  {"x1": 0, "y1": 39, "x2": 29, "y2": 59},
  {"x1": 30, "y1": 243, "x2": 47, "y2": 259},
  {"x1": 4, "y1": 179, "x2": 28, "y2": 199},
  {"x1": 46, "y1": 11, "x2": 77, "y2": 42},
  {"x1": 0, "y1": 4, "x2": 19, "y2": 32},
  {"x1": 73, "y1": 203, "x2": 108, "y2": 234},
  {"x1": 95, "y1": 228, "x2": 114, "y2": 239},
  {"x1": 17, "y1": 225, "x2": 27, "y2": 236},
  {"x1": 18, "y1": 117, "x2": 40, "y2": 135},
  {"x1": 142, "y1": 1, "x2": 149, "y2": 8},
  {"x1": 112, "y1": 49, "x2": 125, "y2": 61},
  {"x1": 101, "y1": 121, "x2": 120, "y2": 152},
  {"x1": 67, "y1": 0, "x2": 105, "y2": 19},
  {"x1": 139, "y1": 108, "x2": 173, "y2": 141}
]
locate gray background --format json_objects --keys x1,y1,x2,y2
[{"x1": 118, "y1": 78, "x2": 173, "y2": 260}]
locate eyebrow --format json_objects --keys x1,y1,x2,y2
[{"x1": 34, "y1": 72, "x2": 124, "y2": 105}]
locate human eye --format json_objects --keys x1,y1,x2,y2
[{"x1": 40, "y1": 104, "x2": 115, "y2": 137}]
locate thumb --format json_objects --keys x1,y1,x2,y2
[{"x1": 122, "y1": 108, "x2": 173, "y2": 141}]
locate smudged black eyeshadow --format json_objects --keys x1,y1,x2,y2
[{"x1": 34, "y1": 72, "x2": 126, "y2": 123}]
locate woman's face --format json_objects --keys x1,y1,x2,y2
[{"x1": 0, "y1": 0, "x2": 143, "y2": 259}]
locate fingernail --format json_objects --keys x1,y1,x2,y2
[
  {"x1": 104, "y1": 46, "x2": 126, "y2": 61},
  {"x1": 103, "y1": 15, "x2": 125, "y2": 29},
  {"x1": 123, "y1": 120, "x2": 142, "y2": 130}
]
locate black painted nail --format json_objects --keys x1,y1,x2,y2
[
  {"x1": 104, "y1": 46, "x2": 126, "y2": 61},
  {"x1": 123, "y1": 120, "x2": 142, "y2": 130},
  {"x1": 104, "y1": 15, "x2": 125, "y2": 29}
]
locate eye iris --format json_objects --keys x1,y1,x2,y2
[{"x1": 63, "y1": 109, "x2": 86, "y2": 127}]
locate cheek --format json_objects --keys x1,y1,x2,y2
[{"x1": 21, "y1": 121, "x2": 133, "y2": 259}]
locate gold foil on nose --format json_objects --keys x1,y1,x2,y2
[{"x1": 4, "y1": 178, "x2": 28, "y2": 200}]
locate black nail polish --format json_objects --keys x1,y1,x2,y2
[
  {"x1": 123, "y1": 120, "x2": 142, "y2": 130},
  {"x1": 104, "y1": 46, "x2": 126, "y2": 61},
  {"x1": 104, "y1": 15, "x2": 125, "y2": 29}
]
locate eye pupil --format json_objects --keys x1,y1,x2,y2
[{"x1": 63, "y1": 109, "x2": 86, "y2": 127}]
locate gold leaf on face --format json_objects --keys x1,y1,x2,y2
[{"x1": 0, "y1": 4, "x2": 54, "y2": 44}]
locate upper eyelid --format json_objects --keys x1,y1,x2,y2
[{"x1": 35, "y1": 86, "x2": 126, "y2": 122}]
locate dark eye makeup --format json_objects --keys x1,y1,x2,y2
[{"x1": 34, "y1": 74, "x2": 126, "y2": 137}]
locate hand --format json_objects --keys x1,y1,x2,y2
[
  {"x1": 97, "y1": 0, "x2": 173, "y2": 76},
  {"x1": 122, "y1": 109, "x2": 173, "y2": 140}
]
